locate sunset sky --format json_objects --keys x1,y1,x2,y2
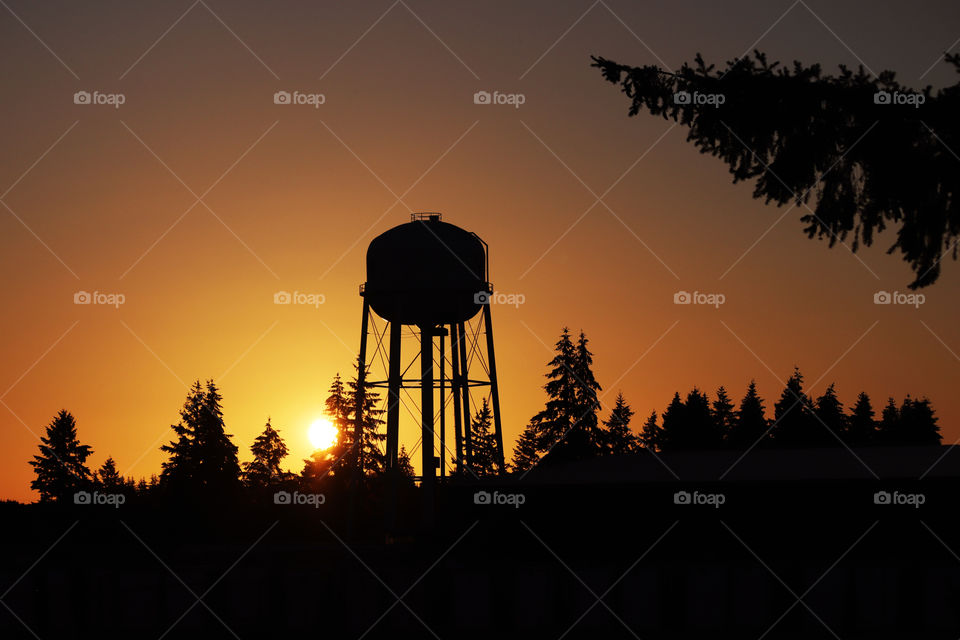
[{"x1": 2, "y1": 0, "x2": 959, "y2": 501}]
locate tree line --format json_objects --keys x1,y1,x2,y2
[
  {"x1": 26, "y1": 327, "x2": 943, "y2": 501},
  {"x1": 28, "y1": 362, "x2": 415, "y2": 504},
  {"x1": 510, "y1": 329, "x2": 941, "y2": 472}
]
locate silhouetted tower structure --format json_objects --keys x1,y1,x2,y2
[{"x1": 356, "y1": 213, "x2": 505, "y2": 509}]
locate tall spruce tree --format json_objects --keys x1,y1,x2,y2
[
  {"x1": 511, "y1": 424, "x2": 540, "y2": 473},
  {"x1": 639, "y1": 411, "x2": 661, "y2": 450},
  {"x1": 95, "y1": 457, "x2": 123, "y2": 491},
  {"x1": 877, "y1": 397, "x2": 901, "y2": 444},
  {"x1": 397, "y1": 445, "x2": 416, "y2": 478},
  {"x1": 30, "y1": 410, "x2": 93, "y2": 502},
  {"x1": 770, "y1": 368, "x2": 819, "y2": 446},
  {"x1": 243, "y1": 419, "x2": 292, "y2": 488},
  {"x1": 603, "y1": 392, "x2": 638, "y2": 455},
  {"x1": 467, "y1": 399, "x2": 498, "y2": 476},
  {"x1": 712, "y1": 386, "x2": 736, "y2": 442},
  {"x1": 727, "y1": 381, "x2": 768, "y2": 448},
  {"x1": 657, "y1": 392, "x2": 686, "y2": 452},
  {"x1": 160, "y1": 380, "x2": 241, "y2": 497},
  {"x1": 847, "y1": 392, "x2": 877, "y2": 445},
  {"x1": 686, "y1": 388, "x2": 722, "y2": 448},
  {"x1": 530, "y1": 327, "x2": 582, "y2": 457},
  {"x1": 347, "y1": 357, "x2": 387, "y2": 476},
  {"x1": 813, "y1": 383, "x2": 846, "y2": 444},
  {"x1": 898, "y1": 396, "x2": 942, "y2": 445}
]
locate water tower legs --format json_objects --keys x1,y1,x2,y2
[
  {"x1": 385, "y1": 321, "x2": 401, "y2": 470},
  {"x1": 450, "y1": 323, "x2": 464, "y2": 474},
  {"x1": 483, "y1": 303, "x2": 506, "y2": 473},
  {"x1": 457, "y1": 322, "x2": 472, "y2": 469},
  {"x1": 420, "y1": 323, "x2": 436, "y2": 526}
]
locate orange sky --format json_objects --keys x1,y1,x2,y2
[{"x1": 2, "y1": 0, "x2": 960, "y2": 501}]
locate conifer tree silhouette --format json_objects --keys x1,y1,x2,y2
[
  {"x1": 593, "y1": 51, "x2": 960, "y2": 288},
  {"x1": 814, "y1": 383, "x2": 847, "y2": 443},
  {"x1": 847, "y1": 392, "x2": 877, "y2": 445},
  {"x1": 160, "y1": 380, "x2": 241, "y2": 498},
  {"x1": 639, "y1": 411, "x2": 661, "y2": 450},
  {"x1": 243, "y1": 419, "x2": 292, "y2": 489},
  {"x1": 727, "y1": 380, "x2": 769, "y2": 448},
  {"x1": 603, "y1": 392, "x2": 639, "y2": 455},
  {"x1": 30, "y1": 410, "x2": 93, "y2": 502}
]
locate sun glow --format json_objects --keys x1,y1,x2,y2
[{"x1": 308, "y1": 417, "x2": 338, "y2": 451}]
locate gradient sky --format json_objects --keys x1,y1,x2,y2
[{"x1": 2, "y1": 0, "x2": 959, "y2": 501}]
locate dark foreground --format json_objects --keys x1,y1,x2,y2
[{"x1": 3, "y1": 446, "x2": 959, "y2": 639}]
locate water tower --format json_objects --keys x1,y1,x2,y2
[{"x1": 356, "y1": 213, "x2": 505, "y2": 497}]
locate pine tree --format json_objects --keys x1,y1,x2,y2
[
  {"x1": 847, "y1": 392, "x2": 877, "y2": 445},
  {"x1": 877, "y1": 397, "x2": 901, "y2": 444},
  {"x1": 813, "y1": 383, "x2": 846, "y2": 444},
  {"x1": 29, "y1": 410, "x2": 93, "y2": 502},
  {"x1": 712, "y1": 387, "x2": 736, "y2": 442},
  {"x1": 571, "y1": 331, "x2": 605, "y2": 450},
  {"x1": 511, "y1": 424, "x2": 540, "y2": 473},
  {"x1": 727, "y1": 381, "x2": 768, "y2": 448},
  {"x1": 243, "y1": 419, "x2": 292, "y2": 488},
  {"x1": 898, "y1": 396, "x2": 942, "y2": 445},
  {"x1": 639, "y1": 411, "x2": 660, "y2": 450},
  {"x1": 467, "y1": 399, "x2": 498, "y2": 476},
  {"x1": 657, "y1": 392, "x2": 686, "y2": 451},
  {"x1": 95, "y1": 457, "x2": 123, "y2": 491},
  {"x1": 347, "y1": 357, "x2": 387, "y2": 477},
  {"x1": 325, "y1": 373, "x2": 351, "y2": 449},
  {"x1": 603, "y1": 392, "x2": 638, "y2": 454},
  {"x1": 160, "y1": 380, "x2": 241, "y2": 497},
  {"x1": 770, "y1": 368, "x2": 819, "y2": 446},
  {"x1": 397, "y1": 445, "x2": 415, "y2": 478},
  {"x1": 685, "y1": 387, "x2": 722, "y2": 448},
  {"x1": 528, "y1": 328, "x2": 578, "y2": 455},
  {"x1": 530, "y1": 328, "x2": 604, "y2": 464}
]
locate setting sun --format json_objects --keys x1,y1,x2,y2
[{"x1": 308, "y1": 417, "x2": 339, "y2": 451}]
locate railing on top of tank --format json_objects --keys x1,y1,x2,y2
[
  {"x1": 358, "y1": 282, "x2": 494, "y2": 296},
  {"x1": 410, "y1": 212, "x2": 442, "y2": 222}
]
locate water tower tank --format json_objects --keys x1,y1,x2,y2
[{"x1": 363, "y1": 213, "x2": 489, "y2": 326}]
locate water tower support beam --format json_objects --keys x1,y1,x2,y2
[
  {"x1": 457, "y1": 321, "x2": 472, "y2": 469},
  {"x1": 449, "y1": 323, "x2": 464, "y2": 473},
  {"x1": 385, "y1": 320, "x2": 402, "y2": 470},
  {"x1": 483, "y1": 303, "x2": 506, "y2": 473},
  {"x1": 439, "y1": 328, "x2": 445, "y2": 479},
  {"x1": 420, "y1": 324, "x2": 436, "y2": 521}
]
